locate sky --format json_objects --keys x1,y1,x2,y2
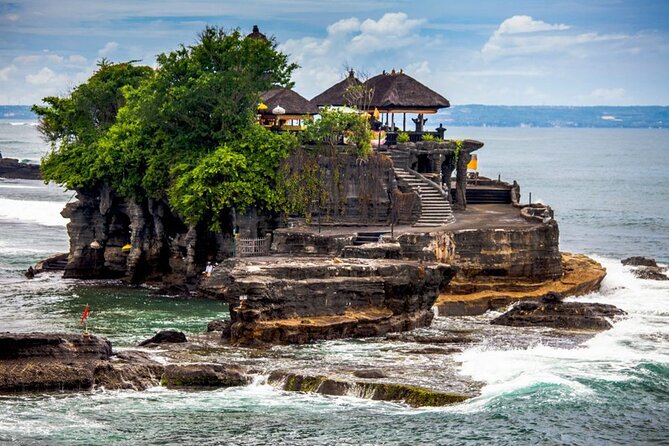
[{"x1": 1, "y1": 0, "x2": 668, "y2": 106}]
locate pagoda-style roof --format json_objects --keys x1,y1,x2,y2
[
  {"x1": 311, "y1": 70, "x2": 363, "y2": 107},
  {"x1": 246, "y1": 25, "x2": 267, "y2": 41},
  {"x1": 365, "y1": 70, "x2": 450, "y2": 113},
  {"x1": 260, "y1": 87, "x2": 318, "y2": 116}
]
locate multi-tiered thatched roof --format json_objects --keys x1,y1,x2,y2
[
  {"x1": 365, "y1": 70, "x2": 450, "y2": 113},
  {"x1": 260, "y1": 87, "x2": 318, "y2": 119},
  {"x1": 311, "y1": 70, "x2": 363, "y2": 107}
]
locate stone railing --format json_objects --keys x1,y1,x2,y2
[{"x1": 236, "y1": 235, "x2": 272, "y2": 257}]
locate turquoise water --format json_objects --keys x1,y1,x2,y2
[{"x1": 1, "y1": 120, "x2": 668, "y2": 444}]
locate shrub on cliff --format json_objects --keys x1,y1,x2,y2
[
  {"x1": 34, "y1": 26, "x2": 299, "y2": 229},
  {"x1": 34, "y1": 60, "x2": 153, "y2": 189},
  {"x1": 302, "y1": 106, "x2": 372, "y2": 157}
]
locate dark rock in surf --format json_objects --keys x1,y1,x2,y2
[
  {"x1": 632, "y1": 268, "x2": 669, "y2": 281},
  {"x1": 138, "y1": 330, "x2": 187, "y2": 346},
  {"x1": 0, "y1": 332, "x2": 113, "y2": 392},
  {"x1": 206, "y1": 319, "x2": 232, "y2": 338},
  {"x1": 161, "y1": 363, "x2": 249, "y2": 388},
  {"x1": 268, "y1": 370, "x2": 469, "y2": 407},
  {"x1": 150, "y1": 284, "x2": 192, "y2": 297},
  {"x1": 621, "y1": 256, "x2": 658, "y2": 267},
  {"x1": 0, "y1": 332, "x2": 112, "y2": 360},
  {"x1": 491, "y1": 295, "x2": 626, "y2": 330},
  {"x1": 0, "y1": 158, "x2": 41, "y2": 180},
  {"x1": 352, "y1": 369, "x2": 387, "y2": 379},
  {"x1": 621, "y1": 257, "x2": 668, "y2": 281}
]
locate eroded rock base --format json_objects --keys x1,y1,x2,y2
[
  {"x1": 198, "y1": 257, "x2": 455, "y2": 346},
  {"x1": 436, "y1": 253, "x2": 606, "y2": 316}
]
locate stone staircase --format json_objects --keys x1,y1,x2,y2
[
  {"x1": 389, "y1": 150, "x2": 455, "y2": 228},
  {"x1": 352, "y1": 231, "x2": 390, "y2": 245}
]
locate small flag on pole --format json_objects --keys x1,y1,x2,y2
[{"x1": 80, "y1": 304, "x2": 90, "y2": 326}]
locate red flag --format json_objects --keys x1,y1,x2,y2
[{"x1": 80, "y1": 304, "x2": 90, "y2": 325}]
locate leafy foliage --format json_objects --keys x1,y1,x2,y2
[
  {"x1": 397, "y1": 132, "x2": 410, "y2": 143},
  {"x1": 302, "y1": 107, "x2": 372, "y2": 157},
  {"x1": 34, "y1": 26, "x2": 299, "y2": 228},
  {"x1": 169, "y1": 126, "x2": 297, "y2": 230},
  {"x1": 34, "y1": 61, "x2": 153, "y2": 188}
]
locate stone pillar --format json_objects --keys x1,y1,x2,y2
[
  {"x1": 454, "y1": 151, "x2": 471, "y2": 210},
  {"x1": 441, "y1": 153, "x2": 456, "y2": 204}
]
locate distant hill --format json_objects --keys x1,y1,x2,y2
[
  {"x1": 433, "y1": 105, "x2": 669, "y2": 128},
  {"x1": 2, "y1": 104, "x2": 668, "y2": 128},
  {"x1": 0, "y1": 105, "x2": 37, "y2": 120}
]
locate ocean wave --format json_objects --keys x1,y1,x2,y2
[
  {"x1": 456, "y1": 255, "x2": 669, "y2": 409},
  {"x1": 0, "y1": 197, "x2": 68, "y2": 226}
]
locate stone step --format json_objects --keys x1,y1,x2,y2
[{"x1": 392, "y1": 165, "x2": 455, "y2": 228}]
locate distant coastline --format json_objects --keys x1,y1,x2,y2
[{"x1": 2, "y1": 104, "x2": 669, "y2": 129}]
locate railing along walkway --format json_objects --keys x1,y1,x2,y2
[{"x1": 236, "y1": 235, "x2": 271, "y2": 257}]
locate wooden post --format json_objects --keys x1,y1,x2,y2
[{"x1": 403, "y1": 113, "x2": 406, "y2": 131}]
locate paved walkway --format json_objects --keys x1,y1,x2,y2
[{"x1": 280, "y1": 203, "x2": 538, "y2": 238}]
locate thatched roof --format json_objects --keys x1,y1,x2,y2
[
  {"x1": 260, "y1": 87, "x2": 319, "y2": 115},
  {"x1": 246, "y1": 25, "x2": 268, "y2": 41},
  {"x1": 311, "y1": 70, "x2": 363, "y2": 107},
  {"x1": 365, "y1": 71, "x2": 450, "y2": 112}
]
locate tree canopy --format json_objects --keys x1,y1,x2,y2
[{"x1": 34, "y1": 26, "x2": 299, "y2": 229}]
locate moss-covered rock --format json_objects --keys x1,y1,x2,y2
[{"x1": 268, "y1": 371, "x2": 468, "y2": 407}]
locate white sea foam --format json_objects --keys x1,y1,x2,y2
[
  {"x1": 0, "y1": 197, "x2": 68, "y2": 226},
  {"x1": 456, "y1": 255, "x2": 669, "y2": 408}
]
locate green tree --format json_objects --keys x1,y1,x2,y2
[
  {"x1": 35, "y1": 26, "x2": 300, "y2": 229},
  {"x1": 33, "y1": 61, "x2": 153, "y2": 188},
  {"x1": 302, "y1": 106, "x2": 372, "y2": 157},
  {"x1": 169, "y1": 125, "x2": 298, "y2": 230}
]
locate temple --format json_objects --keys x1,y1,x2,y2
[{"x1": 55, "y1": 26, "x2": 605, "y2": 347}]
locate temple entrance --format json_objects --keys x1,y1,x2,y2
[{"x1": 416, "y1": 154, "x2": 432, "y2": 174}]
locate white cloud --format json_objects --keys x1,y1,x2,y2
[
  {"x1": 280, "y1": 12, "x2": 431, "y2": 98},
  {"x1": 590, "y1": 87, "x2": 626, "y2": 101},
  {"x1": 350, "y1": 12, "x2": 425, "y2": 53},
  {"x1": 483, "y1": 15, "x2": 628, "y2": 58},
  {"x1": 98, "y1": 41, "x2": 120, "y2": 56},
  {"x1": 494, "y1": 15, "x2": 569, "y2": 36},
  {"x1": 68, "y1": 54, "x2": 88, "y2": 65},
  {"x1": 5, "y1": 13, "x2": 19, "y2": 22},
  {"x1": 26, "y1": 67, "x2": 64, "y2": 85},
  {"x1": 406, "y1": 61, "x2": 431, "y2": 77},
  {"x1": 327, "y1": 17, "x2": 360, "y2": 35},
  {"x1": 0, "y1": 65, "x2": 17, "y2": 82}
]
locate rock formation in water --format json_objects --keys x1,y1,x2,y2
[
  {"x1": 267, "y1": 370, "x2": 469, "y2": 407},
  {"x1": 198, "y1": 256, "x2": 456, "y2": 346},
  {"x1": 621, "y1": 257, "x2": 668, "y2": 281},
  {"x1": 490, "y1": 293, "x2": 626, "y2": 330},
  {"x1": 436, "y1": 253, "x2": 606, "y2": 316},
  {"x1": 0, "y1": 332, "x2": 250, "y2": 393},
  {"x1": 0, "y1": 158, "x2": 41, "y2": 180},
  {"x1": 138, "y1": 330, "x2": 188, "y2": 346},
  {"x1": 0, "y1": 332, "x2": 112, "y2": 392}
]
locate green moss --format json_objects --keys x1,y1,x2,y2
[
  {"x1": 276, "y1": 372, "x2": 468, "y2": 407},
  {"x1": 282, "y1": 373, "x2": 324, "y2": 392},
  {"x1": 360, "y1": 382, "x2": 468, "y2": 407}
]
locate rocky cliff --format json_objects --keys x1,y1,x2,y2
[
  {"x1": 198, "y1": 257, "x2": 456, "y2": 345},
  {"x1": 60, "y1": 185, "x2": 233, "y2": 283}
]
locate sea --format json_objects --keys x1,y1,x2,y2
[{"x1": 0, "y1": 118, "x2": 668, "y2": 445}]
